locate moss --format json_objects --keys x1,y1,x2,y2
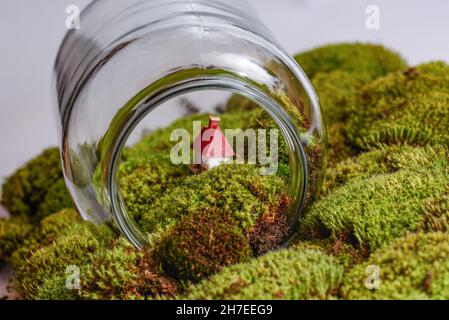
[
  {"x1": 36, "y1": 179, "x2": 73, "y2": 218},
  {"x1": 34, "y1": 275, "x2": 81, "y2": 300},
  {"x1": 1, "y1": 148, "x2": 69, "y2": 219},
  {"x1": 312, "y1": 70, "x2": 361, "y2": 124},
  {"x1": 246, "y1": 108, "x2": 290, "y2": 168},
  {"x1": 81, "y1": 239, "x2": 177, "y2": 300},
  {"x1": 10, "y1": 208, "x2": 82, "y2": 268},
  {"x1": 157, "y1": 208, "x2": 252, "y2": 283},
  {"x1": 294, "y1": 43, "x2": 407, "y2": 82},
  {"x1": 13, "y1": 221, "x2": 114, "y2": 299},
  {"x1": 323, "y1": 145, "x2": 447, "y2": 192},
  {"x1": 6, "y1": 43, "x2": 449, "y2": 300},
  {"x1": 137, "y1": 164, "x2": 289, "y2": 238},
  {"x1": 347, "y1": 62, "x2": 449, "y2": 149},
  {"x1": 0, "y1": 216, "x2": 33, "y2": 261},
  {"x1": 326, "y1": 123, "x2": 355, "y2": 166},
  {"x1": 419, "y1": 185, "x2": 449, "y2": 232},
  {"x1": 300, "y1": 145, "x2": 449, "y2": 252},
  {"x1": 119, "y1": 154, "x2": 190, "y2": 224},
  {"x1": 311, "y1": 71, "x2": 361, "y2": 165},
  {"x1": 342, "y1": 232, "x2": 449, "y2": 299},
  {"x1": 246, "y1": 209, "x2": 290, "y2": 257},
  {"x1": 183, "y1": 248, "x2": 343, "y2": 300}
]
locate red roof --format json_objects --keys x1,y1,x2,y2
[{"x1": 193, "y1": 116, "x2": 235, "y2": 159}]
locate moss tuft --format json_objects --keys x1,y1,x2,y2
[
  {"x1": 13, "y1": 221, "x2": 114, "y2": 299},
  {"x1": 419, "y1": 186, "x2": 449, "y2": 232},
  {"x1": 0, "y1": 217, "x2": 33, "y2": 261},
  {"x1": 10, "y1": 208, "x2": 82, "y2": 268},
  {"x1": 300, "y1": 145, "x2": 449, "y2": 251},
  {"x1": 294, "y1": 43, "x2": 407, "y2": 82},
  {"x1": 34, "y1": 275, "x2": 81, "y2": 300},
  {"x1": 137, "y1": 164, "x2": 289, "y2": 238},
  {"x1": 36, "y1": 179, "x2": 73, "y2": 218},
  {"x1": 156, "y1": 208, "x2": 252, "y2": 283},
  {"x1": 323, "y1": 144, "x2": 447, "y2": 192},
  {"x1": 246, "y1": 210, "x2": 290, "y2": 257},
  {"x1": 346, "y1": 62, "x2": 449, "y2": 149},
  {"x1": 342, "y1": 232, "x2": 449, "y2": 299},
  {"x1": 1, "y1": 148, "x2": 70, "y2": 220},
  {"x1": 81, "y1": 239, "x2": 177, "y2": 300},
  {"x1": 119, "y1": 154, "x2": 190, "y2": 224},
  {"x1": 183, "y1": 248, "x2": 343, "y2": 300}
]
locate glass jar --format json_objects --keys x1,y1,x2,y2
[{"x1": 54, "y1": 0, "x2": 326, "y2": 249}]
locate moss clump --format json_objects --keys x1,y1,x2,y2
[
  {"x1": 347, "y1": 62, "x2": 449, "y2": 149},
  {"x1": 1, "y1": 148, "x2": 70, "y2": 219},
  {"x1": 36, "y1": 179, "x2": 73, "y2": 218},
  {"x1": 312, "y1": 70, "x2": 361, "y2": 124},
  {"x1": 157, "y1": 208, "x2": 252, "y2": 283},
  {"x1": 246, "y1": 208, "x2": 290, "y2": 257},
  {"x1": 342, "y1": 232, "x2": 449, "y2": 299},
  {"x1": 300, "y1": 145, "x2": 449, "y2": 252},
  {"x1": 10, "y1": 208, "x2": 82, "y2": 268},
  {"x1": 119, "y1": 154, "x2": 190, "y2": 224},
  {"x1": 419, "y1": 186, "x2": 449, "y2": 232},
  {"x1": 81, "y1": 239, "x2": 177, "y2": 300},
  {"x1": 34, "y1": 275, "x2": 81, "y2": 300},
  {"x1": 137, "y1": 164, "x2": 288, "y2": 238},
  {"x1": 183, "y1": 248, "x2": 343, "y2": 300},
  {"x1": 322, "y1": 144, "x2": 447, "y2": 192},
  {"x1": 0, "y1": 217, "x2": 33, "y2": 260},
  {"x1": 294, "y1": 43, "x2": 407, "y2": 82},
  {"x1": 13, "y1": 221, "x2": 114, "y2": 299}
]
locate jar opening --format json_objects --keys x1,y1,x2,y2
[{"x1": 103, "y1": 74, "x2": 308, "y2": 250}]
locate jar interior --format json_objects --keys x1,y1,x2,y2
[{"x1": 110, "y1": 88, "x2": 308, "y2": 253}]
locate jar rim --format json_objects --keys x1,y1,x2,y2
[{"x1": 103, "y1": 71, "x2": 309, "y2": 249}]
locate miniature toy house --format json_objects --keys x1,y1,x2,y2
[{"x1": 193, "y1": 116, "x2": 235, "y2": 170}]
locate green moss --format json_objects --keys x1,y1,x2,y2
[
  {"x1": 36, "y1": 179, "x2": 73, "y2": 218},
  {"x1": 10, "y1": 208, "x2": 82, "y2": 268},
  {"x1": 136, "y1": 164, "x2": 288, "y2": 239},
  {"x1": 300, "y1": 145, "x2": 449, "y2": 251},
  {"x1": 13, "y1": 221, "x2": 114, "y2": 299},
  {"x1": 0, "y1": 216, "x2": 33, "y2": 260},
  {"x1": 294, "y1": 44, "x2": 407, "y2": 165},
  {"x1": 419, "y1": 185, "x2": 449, "y2": 232},
  {"x1": 294, "y1": 43, "x2": 407, "y2": 82},
  {"x1": 79, "y1": 240, "x2": 142, "y2": 300},
  {"x1": 326, "y1": 123, "x2": 355, "y2": 166},
  {"x1": 323, "y1": 145, "x2": 447, "y2": 192},
  {"x1": 6, "y1": 43, "x2": 449, "y2": 301},
  {"x1": 311, "y1": 71, "x2": 360, "y2": 165},
  {"x1": 183, "y1": 248, "x2": 343, "y2": 300},
  {"x1": 1, "y1": 148, "x2": 70, "y2": 220},
  {"x1": 34, "y1": 275, "x2": 81, "y2": 300},
  {"x1": 342, "y1": 232, "x2": 449, "y2": 299},
  {"x1": 347, "y1": 62, "x2": 449, "y2": 149},
  {"x1": 157, "y1": 208, "x2": 252, "y2": 283},
  {"x1": 80, "y1": 238, "x2": 177, "y2": 300},
  {"x1": 312, "y1": 70, "x2": 361, "y2": 124},
  {"x1": 119, "y1": 154, "x2": 190, "y2": 224}
]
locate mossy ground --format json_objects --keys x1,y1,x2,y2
[{"x1": 1, "y1": 42, "x2": 449, "y2": 300}]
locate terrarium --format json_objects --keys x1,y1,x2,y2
[{"x1": 54, "y1": 0, "x2": 326, "y2": 252}]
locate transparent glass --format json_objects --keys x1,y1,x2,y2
[{"x1": 54, "y1": 0, "x2": 326, "y2": 249}]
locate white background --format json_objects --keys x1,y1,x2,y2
[{"x1": 0, "y1": 0, "x2": 448, "y2": 184}]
